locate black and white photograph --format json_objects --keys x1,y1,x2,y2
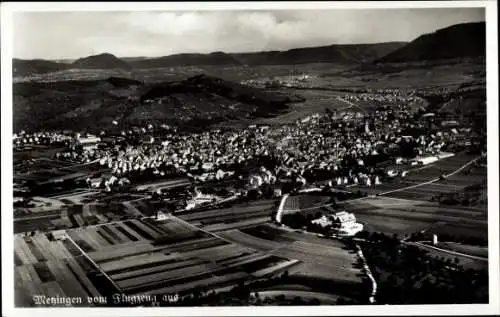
[{"x1": 1, "y1": 1, "x2": 499, "y2": 316}]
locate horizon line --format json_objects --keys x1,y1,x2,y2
[{"x1": 13, "y1": 40, "x2": 411, "y2": 62}]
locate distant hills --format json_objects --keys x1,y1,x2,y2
[
  {"x1": 230, "y1": 42, "x2": 407, "y2": 66},
  {"x1": 13, "y1": 53, "x2": 132, "y2": 77},
  {"x1": 13, "y1": 42, "x2": 407, "y2": 77},
  {"x1": 376, "y1": 22, "x2": 485, "y2": 63},
  {"x1": 129, "y1": 42, "x2": 407, "y2": 69},
  {"x1": 130, "y1": 52, "x2": 242, "y2": 69},
  {"x1": 12, "y1": 21, "x2": 486, "y2": 78}
]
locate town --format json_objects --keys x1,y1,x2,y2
[
  {"x1": 12, "y1": 82, "x2": 488, "y2": 307},
  {"x1": 8, "y1": 8, "x2": 491, "y2": 311}
]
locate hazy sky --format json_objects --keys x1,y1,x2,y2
[{"x1": 14, "y1": 8, "x2": 485, "y2": 60}]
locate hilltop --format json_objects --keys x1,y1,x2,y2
[
  {"x1": 231, "y1": 42, "x2": 407, "y2": 65},
  {"x1": 13, "y1": 74, "x2": 297, "y2": 132},
  {"x1": 130, "y1": 52, "x2": 241, "y2": 68},
  {"x1": 71, "y1": 53, "x2": 132, "y2": 70},
  {"x1": 14, "y1": 53, "x2": 133, "y2": 77},
  {"x1": 376, "y1": 22, "x2": 485, "y2": 63},
  {"x1": 127, "y1": 42, "x2": 406, "y2": 68}
]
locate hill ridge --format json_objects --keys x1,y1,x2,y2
[{"x1": 375, "y1": 22, "x2": 485, "y2": 63}]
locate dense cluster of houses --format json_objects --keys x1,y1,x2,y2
[
  {"x1": 241, "y1": 74, "x2": 311, "y2": 89},
  {"x1": 15, "y1": 89, "x2": 478, "y2": 199},
  {"x1": 13, "y1": 131, "x2": 72, "y2": 149},
  {"x1": 342, "y1": 93, "x2": 426, "y2": 108}
]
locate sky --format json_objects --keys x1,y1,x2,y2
[{"x1": 13, "y1": 8, "x2": 485, "y2": 60}]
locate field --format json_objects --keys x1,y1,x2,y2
[
  {"x1": 342, "y1": 197, "x2": 486, "y2": 238},
  {"x1": 14, "y1": 195, "x2": 367, "y2": 307},
  {"x1": 352, "y1": 152, "x2": 486, "y2": 201},
  {"x1": 273, "y1": 150, "x2": 488, "y2": 261},
  {"x1": 178, "y1": 200, "x2": 277, "y2": 228},
  {"x1": 433, "y1": 242, "x2": 488, "y2": 258},
  {"x1": 13, "y1": 193, "x2": 154, "y2": 234},
  {"x1": 256, "y1": 89, "x2": 349, "y2": 125},
  {"x1": 282, "y1": 194, "x2": 332, "y2": 214},
  {"x1": 14, "y1": 233, "x2": 107, "y2": 307}
]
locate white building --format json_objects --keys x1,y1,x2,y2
[
  {"x1": 331, "y1": 211, "x2": 364, "y2": 236},
  {"x1": 311, "y1": 211, "x2": 364, "y2": 237},
  {"x1": 74, "y1": 135, "x2": 101, "y2": 151},
  {"x1": 184, "y1": 189, "x2": 216, "y2": 210}
]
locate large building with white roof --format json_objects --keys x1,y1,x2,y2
[{"x1": 312, "y1": 211, "x2": 364, "y2": 237}]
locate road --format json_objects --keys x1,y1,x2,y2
[
  {"x1": 166, "y1": 213, "x2": 238, "y2": 246},
  {"x1": 277, "y1": 157, "x2": 479, "y2": 214},
  {"x1": 355, "y1": 244, "x2": 377, "y2": 304},
  {"x1": 14, "y1": 213, "x2": 60, "y2": 222},
  {"x1": 405, "y1": 241, "x2": 488, "y2": 262},
  {"x1": 376, "y1": 156, "x2": 480, "y2": 196}
]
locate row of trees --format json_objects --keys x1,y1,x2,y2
[{"x1": 357, "y1": 231, "x2": 489, "y2": 304}]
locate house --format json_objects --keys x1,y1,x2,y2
[
  {"x1": 311, "y1": 211, "x2": 364, "y2": 236},
  {"x1": 202, "y1": 162, "x2": 214, "y2": 171},
  {"x1": 185, "y1": 189, "x2": 216, "y2": 210},
  {"x1": 330, "y1": 211, "x2": 364, "y2": 236},
  {"x1": 87, "y1": 177, "x2": 103, "y2": 188},
  {"x1": 312, "y1": 215, "x2": 332, "y2": 227}
]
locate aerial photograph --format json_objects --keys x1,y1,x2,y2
[{"x1": 3, "y1": 3, "x2": 496, "y2": 312}]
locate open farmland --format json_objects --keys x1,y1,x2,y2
[
  {"x1": 353, "y1": 152, "x2": 485, "y2": 201},
  {"x1": 52, "y1": 215, "x2": 312, "y2": 302},
  {"x1": 178, "y1": 199, "x2": 277, "y2": 229},
  {"x1": 15, "y1": 204, "x2": 366, "y2": 305},
  {"x1": 14, "y1": 233, "x2": 111, "y2": 307},
  {"x1": 14, "y1": 194, "x2": 158, "y2": 234},
  {"x1": 216, "y1": 223, "x2": 364, "y2": 292},
  {"x1": 256, "y1": 89, "x2": 348, "y2": 125},
  {"x1": 341, "y1": 196, "x2": 487, "y2": 241},
  {"x1": 282, "y1": 194, "x2": 332, "y2": 214}
]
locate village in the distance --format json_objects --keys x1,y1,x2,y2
[{"x1": 10, "y1": 12, "x2": 489, "y2": 308}]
